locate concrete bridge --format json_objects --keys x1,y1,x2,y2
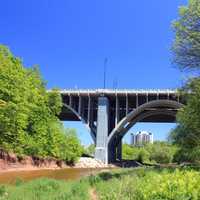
[{"x1": 58, "y1": 89, "x2": 184, "y2": 164}]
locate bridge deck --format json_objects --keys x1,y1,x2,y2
[
  {"x1": 58, "y1": 89, "x2": 181, "y2": 123},
  {"x1": 59, "y1": 89, "x2": 178, "y2": 96}
]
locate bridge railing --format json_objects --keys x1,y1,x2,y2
[{"x1": 57, "y1": 88, "x2": 178, "y2": 95}]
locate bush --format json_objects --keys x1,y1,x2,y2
[
  {"x1": 136, "y1": 148, "x2": 150, "y2": 163},
  {"x1": 150, "y1": 149, "x2": 172, "y2": 164},
  {"x1": 84, "y1": 144, "x2": 95, "y2": 156},
  {"x1": 148, "y1": 142, "x2": 177, "y2": 164},
  {"x1": 173, "y1": 146, "x2": 200, "y2": 163},
  {"x1": 95, "y1": 168, "x2": 200, "y2": 200},
  {"x1": 122, "y1": 142, "x2": 177, "y2": 164},
  {"x1": 59, "y1": 129, "x2": 83, "y2": 164},
  {"x1": 122, "y1": 143, "x2": 140, "y2": 160}
]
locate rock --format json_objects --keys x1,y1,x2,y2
[{"x1": 75, "y1": 157, "x2": 110, "y2": 168}]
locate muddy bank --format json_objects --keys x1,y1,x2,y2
[{"x1": 0, "y1": 150, "x2": 114, "y2": 172}]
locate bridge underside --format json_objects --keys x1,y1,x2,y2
[
  {"x1": 58, "y1": 90, "x2": 183, "y2": 164},
  {"x1": 59, "y1": 107, "x2": 80, "y2": 121},
  {"x1": 59, "y1": 107, "x2": 176, "y2": 123}
]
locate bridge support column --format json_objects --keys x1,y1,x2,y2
[
  {"x1": 108, "y1": 136, "x2": 122, "y2": 163},
  {"x1": 95, "y1": 97, "x2": 109, "y2": 164},
  {"x1": 116, "y1": 139, "x2": 122, "y2": 161},
  {"x1": 108, "y1": 145, "x2": 115, "y2": 163}
]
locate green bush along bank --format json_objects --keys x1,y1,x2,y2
[{"x1": 122, "y1": 142, "x2": 178, "y2": 164}]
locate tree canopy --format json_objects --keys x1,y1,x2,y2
[
  {"x1": 171, "y1": 0, "x2": 200, "y2": 162},
  {"x1": 0, "y1": 45, "x2": 82, "y2": 163},
  {"x1": 172, "y1": 0, "x2": 200, "y2": 71}
]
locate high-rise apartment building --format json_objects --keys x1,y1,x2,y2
[{"x1": 131, "y1": 131, "x2": 153, "y2": 146}]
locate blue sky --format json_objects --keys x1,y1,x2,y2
[{"x1": 0, "y1": 0, "x2": 188, "y2": 145}]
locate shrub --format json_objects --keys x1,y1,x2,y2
[
  {"x1": 173, "y1": 146, "x2": 200, "y2": 163},
  {"x1": 122, "y1": 143, "x2": 140, "y2": 160},
  {"x1": 148, "y1": 142, "x2": 176, "y2": 164},
  {"x1": 95, "y1": 168, "x2": 200, "y2": 200},
  {"x1": 123, "y1": 142, "x2": 177, "y2": 164},
  {"x1": 136, "y1": 148, "x2": 150, "y2": 163},
  {"x1": 59, "y1": 129, "x2": 83, "y2": 164}
]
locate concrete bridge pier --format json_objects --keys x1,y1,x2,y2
[
  {"x1": 107, "y1": 140, "x2": 115, "y2": 163},
  {"x1": 107, "y1": 136, "x2": 122, "y2": 163},
  {"x1": 95, "y1": 97, "x2": 109, "y2": 164},
  {"x1": 94, "y1": 96, "x2": 122, "y2": 164},
  {"x1": 116, "y1": 139, "x2": 122, "y2": 161}
]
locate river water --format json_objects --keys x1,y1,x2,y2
[{"x1": 0, "y1": 168, "x2": 106, "y2": 184}]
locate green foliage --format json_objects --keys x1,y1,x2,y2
[
  {"x1": 172, "y1": 0, "x2": 200, "y2": 70},
  {"x1": 177, "y1": 79, "x2": 200, "y2": 143},
  {"x1": 169, "y1": 78, "x2": 200, "y2": 163},
  {"x1": 0, "y1": 45, "x2": 82, "y2": 164},
  {"x1": 136, "y1": 148, "x2": 150, "y2": 163},
  {"x1": 148, "y1": 142, "x2": 177, "y2": 164},
  {"x1": 0, "y1": 45, "x2": 30, "y2": 153},
  {"x1": 171, "y1": 0, "x2": 200, "y2": 163},
  {"x1": 94, "y1": 168, "x2": 200, "y2": 200},
  {"x1": 59, "y1": 129, "x2": 83, "y2": 164},
  {"x1": 47, "y1": 88, "x2": 62, "y2": 116},
  {"x1": 84, "y1": 144, "x2": 95, "y2": 156},
  {"x1": 122, "y1": 142, "x2": 177, "y2": 164},
  {"x1": 0, "y1": 178, "x2": 89, "y2": 200},
  {"x1": 173, "y1": 147, "x2": 200, "y2": 163},
  {"x1": 122, "y1": 143, "x2": 140, "y2": 160}
]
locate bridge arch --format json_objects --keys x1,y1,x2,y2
[
  {"x1": 62, "y1": 103, "x2": 96, "y2": 143},
  {"x1": 107, "y1": 100, "x2": 183, "y2": 162}
]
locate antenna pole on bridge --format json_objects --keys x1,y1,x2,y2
[{"x1": 104, "y1": 58, "x2": 108, "y2": 89}]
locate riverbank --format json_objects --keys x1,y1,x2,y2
[
  {"x1": 0, "y1": 150, "x2": 116, "y2": 172},
  {"x1": 0, "y1": 155, "x2": 114, "y2": 172},
  {"x1": 0, "y1": 167, "x2": 199, "y2": 200}
]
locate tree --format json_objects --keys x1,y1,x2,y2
[
  {"x1": 171, "y1": 0, "x2": 200, "y2": 163},
  {"x1": 172, "y1": 0, "x2": 200, "y2": 71},
  {"x1": 0, "y1": 45, "x2": 30, "y2": 153},
  {"x1": 0, "y1": 45, "x2": 83, "y2": 164},
  {"x1": 59, "y1": 129, "x2": 83, "y2": 164},
  {"x1": 169, "y1": 78, "x2": 200, "y2": 162},
  {"x1": 169, "y1": 81, "x2": 200, "y2": 150}
]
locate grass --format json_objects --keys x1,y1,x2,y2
[
  {"x1": 92, "y1": 167, "x2": 200, "y2": 200},
  {"x1": 1, "y1": 167, "x2": 200, "y2": 200},
  {"x1": 0, "y1": 178, "x2": 90, "y2": 200}
]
